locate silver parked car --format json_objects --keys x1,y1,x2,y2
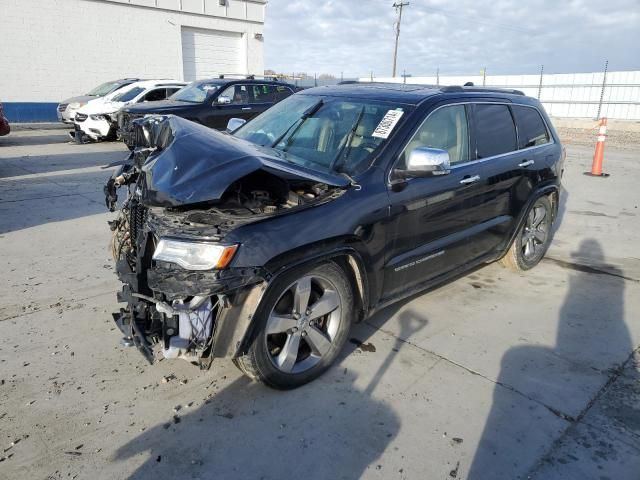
[{"x1": 57, "y1": 78, "x2": 141, "y2": 123}]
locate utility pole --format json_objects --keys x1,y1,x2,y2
[{"x1": 392, "y1": 2, "x2": 409, "y2": 78}]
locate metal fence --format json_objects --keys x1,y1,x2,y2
[{"x1": 277, "y1": 67, "x2": 640, "y2": 120}]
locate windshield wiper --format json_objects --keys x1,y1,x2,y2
[
  {"x1": 329, "y1": 105, "x2": 366, "y2": 170},
  {"x1": 270, "y1": 99, "x2": 324, "y2": 149}
]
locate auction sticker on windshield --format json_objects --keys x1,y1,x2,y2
[{"x1": 372, "y1": 109, "x2": 404, "y2": 139}]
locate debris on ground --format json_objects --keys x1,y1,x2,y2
[{"x1": 349, "y1": 338, "x2": 377, "y2": 352}]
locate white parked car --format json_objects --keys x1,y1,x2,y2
[
  {"x1": 72, "y1": 80, "x2": 186, "y2": 142},
  {"x1": 57, "y1": 78, "x2": 141, "y2": 124}
]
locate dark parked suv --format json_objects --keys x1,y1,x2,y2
[
  {"x1": 105, "y1": 82, "x2": 564, "y2": 389},
  {"x1": 117, "y1": 77, "x2": 295, "y2": 149}
]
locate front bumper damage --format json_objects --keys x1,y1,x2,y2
[
  {"x1": 105, "y1": 115, "x2": 346, "y2": 368},
  {"x1": 110, "y1": 210, "x2": 269, "y2": 366}
]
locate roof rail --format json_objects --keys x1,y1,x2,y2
[
  {"x1": 441, "y1": 85, "x2": 525, "y2": 95},
  {"x1": 216, "y1": 73, "x2": 280, "y2": 81}
]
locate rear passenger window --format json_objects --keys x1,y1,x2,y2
[
  {"x1": 511, "y1": 105, "x2": 550, "y2": 148},
  {"x1": 251, "y1": 85, "x2": 274, "y2": 103},
  {"x1": 474, "y1": 104, "x2": 517, "y2": 158}
]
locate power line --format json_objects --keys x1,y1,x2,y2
[{"x1": 392, "y1": 2, "x2": 409, "y2": 78}]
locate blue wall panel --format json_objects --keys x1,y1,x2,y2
[{"x1": 3, "y1": 103, "x2": 59, "y2": 123}]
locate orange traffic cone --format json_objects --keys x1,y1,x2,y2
[{"x1": 585, "y1": 117, "x2": 610, "y2": 177}]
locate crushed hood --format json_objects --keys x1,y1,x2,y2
[{"x1": 136, "y1": 115, "x2": 350, "y2": 207}]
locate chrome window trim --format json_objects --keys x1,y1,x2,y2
[{"x1": 388, "y1": 100, "x2": 555, "y2": 182}]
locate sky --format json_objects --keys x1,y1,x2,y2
[{"x1": 263, "y1": 0, "x2": 640, "y2": 77}]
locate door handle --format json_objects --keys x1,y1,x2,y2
[
  {"x1": 518, "y1": 159, "x2": 535, "y2": 167},
  {"x1": 241, "y1": 107, "x2": 252, "y2": 111},
  {"x1": 459, "y1": 175, "x2": 480, "y2": 185}
]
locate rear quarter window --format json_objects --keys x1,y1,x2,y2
[
  {"x1": 474, "y1": 104, "x2": 517, "y2": 158},
  {"x1": 511, "y1": 105, "x2": 550, "y2": 148}
]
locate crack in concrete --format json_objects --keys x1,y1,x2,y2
[
  {"x1": 0, "y1": 290, "x2": 113, "y2": 322},
  {"x1": 0, "y1": 191, "x2": 101, "y2": 204},
  {"x1": 525, "y1": 346, "x2": 640, "y2": 478},
  {"x1": 363, "y1": 320, "x2": 577, "y2": 424}
]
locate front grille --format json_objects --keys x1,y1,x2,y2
[
  {"x1": 129, "y1": 202, "x2": 148, "y2": 248},
  {"x1": 57, "y1": 104, "x2": 68, "y2": 112},
  {"x1": 75, "y1": 113, "x2": 88, "y2": 122}
]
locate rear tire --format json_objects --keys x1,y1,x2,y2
[
  {"x1": 500, "y1": 195, "x2": 553, "y2": 271},
  {"x1": 235, "y1": 262, "x2": 353, "y2": 389}
]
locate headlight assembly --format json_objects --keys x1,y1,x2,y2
[
  {"x1": 152, "y1": 239, "x2": 238, "y2": 271},
  {"x1": 90, "y1": 114, "x2": 106, "y2": 121}
]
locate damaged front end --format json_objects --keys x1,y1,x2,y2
[{"x1": 105, "y1": 115, "x2": 346, "y2": 367}]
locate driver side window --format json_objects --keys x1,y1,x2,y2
[
  {"x1": 218, "y1": 84, "x2": 250, "y2": 105},
  {"x1": 399, "y1": 105, "x2": 470, "y2": 169}
]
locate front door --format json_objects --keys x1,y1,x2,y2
[
  {"x1": 206, "y1": 84, "x2": 254, "y2": 129},
  {"x1": 382, "y1": 103, "x2": 488, "y2": 299}
]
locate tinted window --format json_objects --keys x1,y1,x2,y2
[
  {"x1": 399, "y1": 105, "x2": 470, "y2": 167},
  {"x1": 141, "y1": 88, "x2": 167, "y2": 102},
  {"x1": 474, "y1": 104, "x2": 517, "y2": 158},
  {"x1": 512, "y1": 105, "x2": 550, "y2": 148},
  {"x1": 250, "y1": 85, "x2": 274, "y2": 103}
]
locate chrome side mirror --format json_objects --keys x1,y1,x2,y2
[
  {"x1": 404, "y1": 147, "x2": 450, "y2": 176},
  {"x1": 216, "y1": 96, "x2": 232, "y2": 105},
  {"x1": 226, "y1": 118, "x2": 246, "y2": 133}
]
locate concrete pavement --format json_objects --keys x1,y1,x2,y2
[{"x1": 0, "y1": 130, "x2": 638, "y2": 479}]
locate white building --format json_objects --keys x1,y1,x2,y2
[{"x1": 0, "y1": 0, "x2": 266, "y2": 122}]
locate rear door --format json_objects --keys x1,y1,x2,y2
[
  {"x1": 382, "y1": 103, "x2": 488, "y2": 299},
  {"x1": 461, "y1": 102, "x2": 522, "y2": 259},
  {"x1": 246, "y1": 84, "x2": 276, "y2": 119}
]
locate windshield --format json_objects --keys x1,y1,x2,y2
[
  {"x1": 112, "y1": 86, "x2": 144, "y2": 103},
  {"x1": 234, "y1": 94, "x2": 409, "y2": 176},
  {"x1": 170, "y1": 82, "x2": 219, "y2": 103},
  {"x1": 86, "y1": 81, "x2": 120, "y2": 96}
]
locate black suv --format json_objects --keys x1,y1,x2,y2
[
  {"x1": 117, "y1": 77, "x2": 295, "y2": 149},
  {"x1": 105, "y1": 83, "x2": 564, "y2": 389}
]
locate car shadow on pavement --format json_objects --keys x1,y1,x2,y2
[
  {"x1": 0, "y1": 147, "x2": 128, "y2": 233},
  {"x1": 0, "y1": 131, "x2": 72, "y2": 147},
  {"x1": 0, "y1": 151, "x2": 124, "y2": 178},
  {"x1": 112, "y1": 307, "x2": 429, "y2": 479},
  {"x1": 467, "y1": 239, "x2": 633, "y2": 479}
]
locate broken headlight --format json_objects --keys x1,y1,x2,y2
[
  {"x1": 90, "y1": 114, "x2": 107, "y2": 121},
  {"x1": 152, "y1": 239, "x2": 238, "y2": 271}
]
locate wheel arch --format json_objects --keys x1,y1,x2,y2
[
  {"x1": 503, "y1": 184, "x2": 559, "y2": 256},
  {"x1": 231, "y1": 242, "x2": 371, "y2": 358}
]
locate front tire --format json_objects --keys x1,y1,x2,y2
[
  {"x1": 500, "y1": 195, "x2": 553, "y2": 271},
  {"x1": 235, "y1": 262, "x2": 353, "y2": 389}
]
